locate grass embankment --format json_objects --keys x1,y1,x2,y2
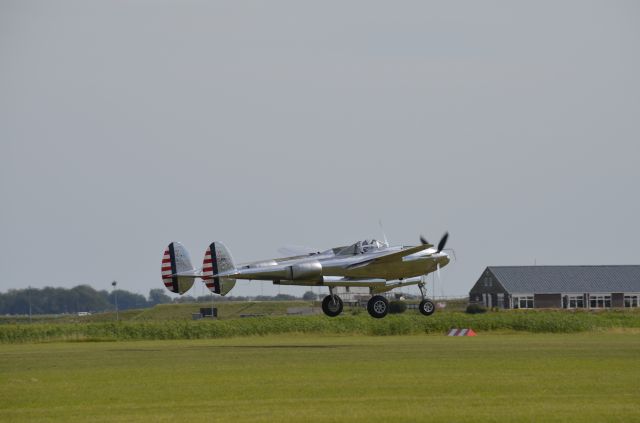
[
  {"x1": 1, "y1": 334, "x2": 639, "y2": 422},
  {"x1": 0, "y1": 301, "x2": 314, "y2": 324},
  {"x1": 2, "y1": 310, "x2": 640, "y2": 343}
]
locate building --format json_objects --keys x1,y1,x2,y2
[
  {"x1": 469, "y1": 266, "x2": 640, "y2": 309},
  {"x1": 335, "y1": 286, "x2": 370, "y2": 304}
]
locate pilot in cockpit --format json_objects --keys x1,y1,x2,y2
[
  {"x1": 336, "y1": 239, "x2": 385, "y2": 256},
  {"x1": 357, "y1": 239, "x2": 384, "y2": 254}
]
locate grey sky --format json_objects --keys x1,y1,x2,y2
[{"x1": 1, "y1": 0, "x2": 639, "y2": 299}]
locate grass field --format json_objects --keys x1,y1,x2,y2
[
  {"x1": 1, "y1": 333, "x2": 639, "y2": 422},
  {"x1": 0, "y1": 301, "x2": 316, "y2": 324},
  {"x1": 3, "y1": 309, "x2": 640, "y2": 343},
  {"x1": 0, "y1": 299, "x2": 472, "y2": 325}
]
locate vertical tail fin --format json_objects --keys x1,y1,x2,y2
[
  {"x1": 161, "y1": 242, "x2": 196, "y2": 294},
  {"x1": 202, "y1": 242, "x2": 237, "y2": 296}
]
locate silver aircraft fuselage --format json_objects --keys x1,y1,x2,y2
[
  {"x1": 162, "y1": 235, "x2": 451, "y2": 317},
  {"x1": 216, "y1": 239, "x2": 450, "y2": 292}
]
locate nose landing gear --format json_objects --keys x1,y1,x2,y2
[
  {"x1": 418, "y1": 280, "x2": 436, "y2": 316},
  {"x1": 419, "y1": 299, "x2": 435, "y2": 316}
]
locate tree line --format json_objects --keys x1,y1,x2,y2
[{"x1": 0, "y1": 285, "x2": 315, "y2": 315}]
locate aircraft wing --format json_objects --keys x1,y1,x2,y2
[
  {"x1": 346, "y1": 244, "x2": 431, "y2": 269},
  {"x1": 215, "y1": 263, "x2": 293, "y2": 280}
]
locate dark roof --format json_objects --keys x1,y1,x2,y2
[{"x1": 488, "y1": 265, "x2": 640, "y2": 293}]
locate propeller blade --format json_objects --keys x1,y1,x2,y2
[
  {"x1": 437, "y1": 232, "x2": 449, "y2": 253},
  {"x1": 436, "y1": 262, "x2": 445, "y2": 298},
  {"x1": 420, "y1": 235, "x2": 429, "y2": 245},
  {"x1": 379, "y1": 219, "x2": 389, "y2": 247}
]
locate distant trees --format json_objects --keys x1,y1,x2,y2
[
  {"x1": 0, "y1": 286, "x2": 141, "y2": 315},
  {"x1": 302, "y1": 291, "x2": 317, "y2": 301},
  {"x1": 0, "y1": 285, "x2": 110, "y2": 315},
  {"x1": 0, "y1": 285, "x2": 308, "y2": 315},
  {"x1": 71, "y1": 285, "x2": 111, "y2": 312},
  {"x1": 108, "y1": 290, "x2": 148, "y2": 311},
  {"x1": 148, "y1": 289, "x2": 172, "y2": 306},
  {"x1": 172, "y1": 295, "x2": 197, "y2": 304},
  {"x1": 258, "y1": 294, "x2": 299, "y2": 301}
]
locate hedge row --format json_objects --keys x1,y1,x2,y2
[{"x1": 1, "y1": 311, "x2": 639, "y2": 343}]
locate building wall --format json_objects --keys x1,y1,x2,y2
[
  {"x1": 469, "y1": 268, "x2": 509, "y2": 307},
  {"x1": 335, "y1": 286, "x2": 369, "y2": 303},
  {"x1": 469, "y1": 267, "x2": 640, "y2": 309},
  {"x1": 533, "y1": 293, "x2": 562, "y2": 308},
  {"x1": 612, "y1": 293, "x2": 624, "y2": 308}
]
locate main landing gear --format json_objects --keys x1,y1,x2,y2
[
  {"x1": 320, "y1": 282, "x2": 436, "y2": 318},
  {"x1": 367, "y1": 295, "x2": 389, "y2": 318},
  {"x1": 321, "y1": 288, "x2": 343, "y2": 317}
]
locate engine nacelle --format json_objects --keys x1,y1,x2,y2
[
  {"x1": 248, "y1": 260, "x2": 278, "y2": 268},
  {"x1": 289, "y1": 261, "x2": 323, "y2": 281}
]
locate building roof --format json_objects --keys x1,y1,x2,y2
[{"x1": 487, "y1": 265, "x2": 640, "y2": 294}]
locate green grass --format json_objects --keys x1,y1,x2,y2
[
  {"x1": 0, "y1": 301, "x2": 315, "y2": 324},
  {"x1": 0, "y1": 333, "x2": 639, "y2": 422},
  {"x1": 2, "y1": 310, "x2": 640, "y2": 343}
]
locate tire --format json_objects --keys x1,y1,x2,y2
[
  {"x1": 321, "y1": 295, "x2": 343, "y2": 317},
  {"x1": 419, "y1": 299, "x2": 435, "y2": 316},
  {"x1": 367, "y1": 295, "x2": 389, "y2": 318}
]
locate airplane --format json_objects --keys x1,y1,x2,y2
[{"x1": 161, "y1": 233, "x2": 451, "y2": 318}]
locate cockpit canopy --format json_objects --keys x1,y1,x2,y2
[{"x1": 335, "y1": 239, "x2": 386, "y2": 256}]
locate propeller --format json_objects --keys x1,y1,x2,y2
[
  {"x1": 437, "y1": 232, "x2": 449, "y2": 253},
  {"x1": 378, "y1": 219, "x2": 389, "y2": 247},
  {"x1": 418, "y1": 232, "x2": 450, "y2": 300},
  {"x1": 420, "y1": 232, "x2": 449, "y2": 253}
]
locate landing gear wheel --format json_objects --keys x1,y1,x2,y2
[
  {"x1": 419, "y1": 299, "x2": 435, "y2": 316},
  {"x1": 367, "y1": 295, "x2": 389, "y2": 319},
  {"x1": 322, "y1": 295, "x2": 343, "y2": 317}
]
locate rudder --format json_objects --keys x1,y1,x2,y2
[
  {"x1": 161, "y1": 242, "x2": 196, "y2": 294},
  {"x1": 202, "y1": 242, "x2": 237, "y2": 295}
]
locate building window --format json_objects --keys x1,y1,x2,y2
[
  {"x1": 568, "y1": 295, "x2": 584, "y2": 309},
  {"x1": 624, "y1": 295, "x2": 639, "y2": 308},
  {"x1": 589, "y1": 295, "x2": 611, "y2": 309},
  {"x1": 513, "y1": 296, "x2": 534, "y2": 309},
  {"x1": 483, "y1": 277, "x2": 492, "y2": 288}
]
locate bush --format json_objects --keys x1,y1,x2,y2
[
  {"x1": 350, "y1": 306, "x2": 362, "y2": 315},
  {"x1": 389, "y1": 301, "x2": 407, "y2": 314},
  {"x1": 2, "y1": 309, "x2": 640, "y2": 343},
  {"x1": 466, "y1": 304, "x2": 487, "y2": 314}
]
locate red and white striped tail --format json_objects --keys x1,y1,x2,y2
[
  {"x1": 447, "y1": 328, "x2": 477, "y2": 336},
  {"x1": 202, "y1": 242, "x2": 236, "y2": 296},
  {"x1": 202, "y1": 245, "x2": 217, "y2": 293},
  {"x1": 160, "y1": 242, "x2": 195, "y2": 295},
  {"x1": 162, "y1": 247, "x2": 176, "y2": 292}
]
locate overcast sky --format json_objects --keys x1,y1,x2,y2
[{"x1": 1, "y1": 0, "x2": 639, "y2": 299}]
